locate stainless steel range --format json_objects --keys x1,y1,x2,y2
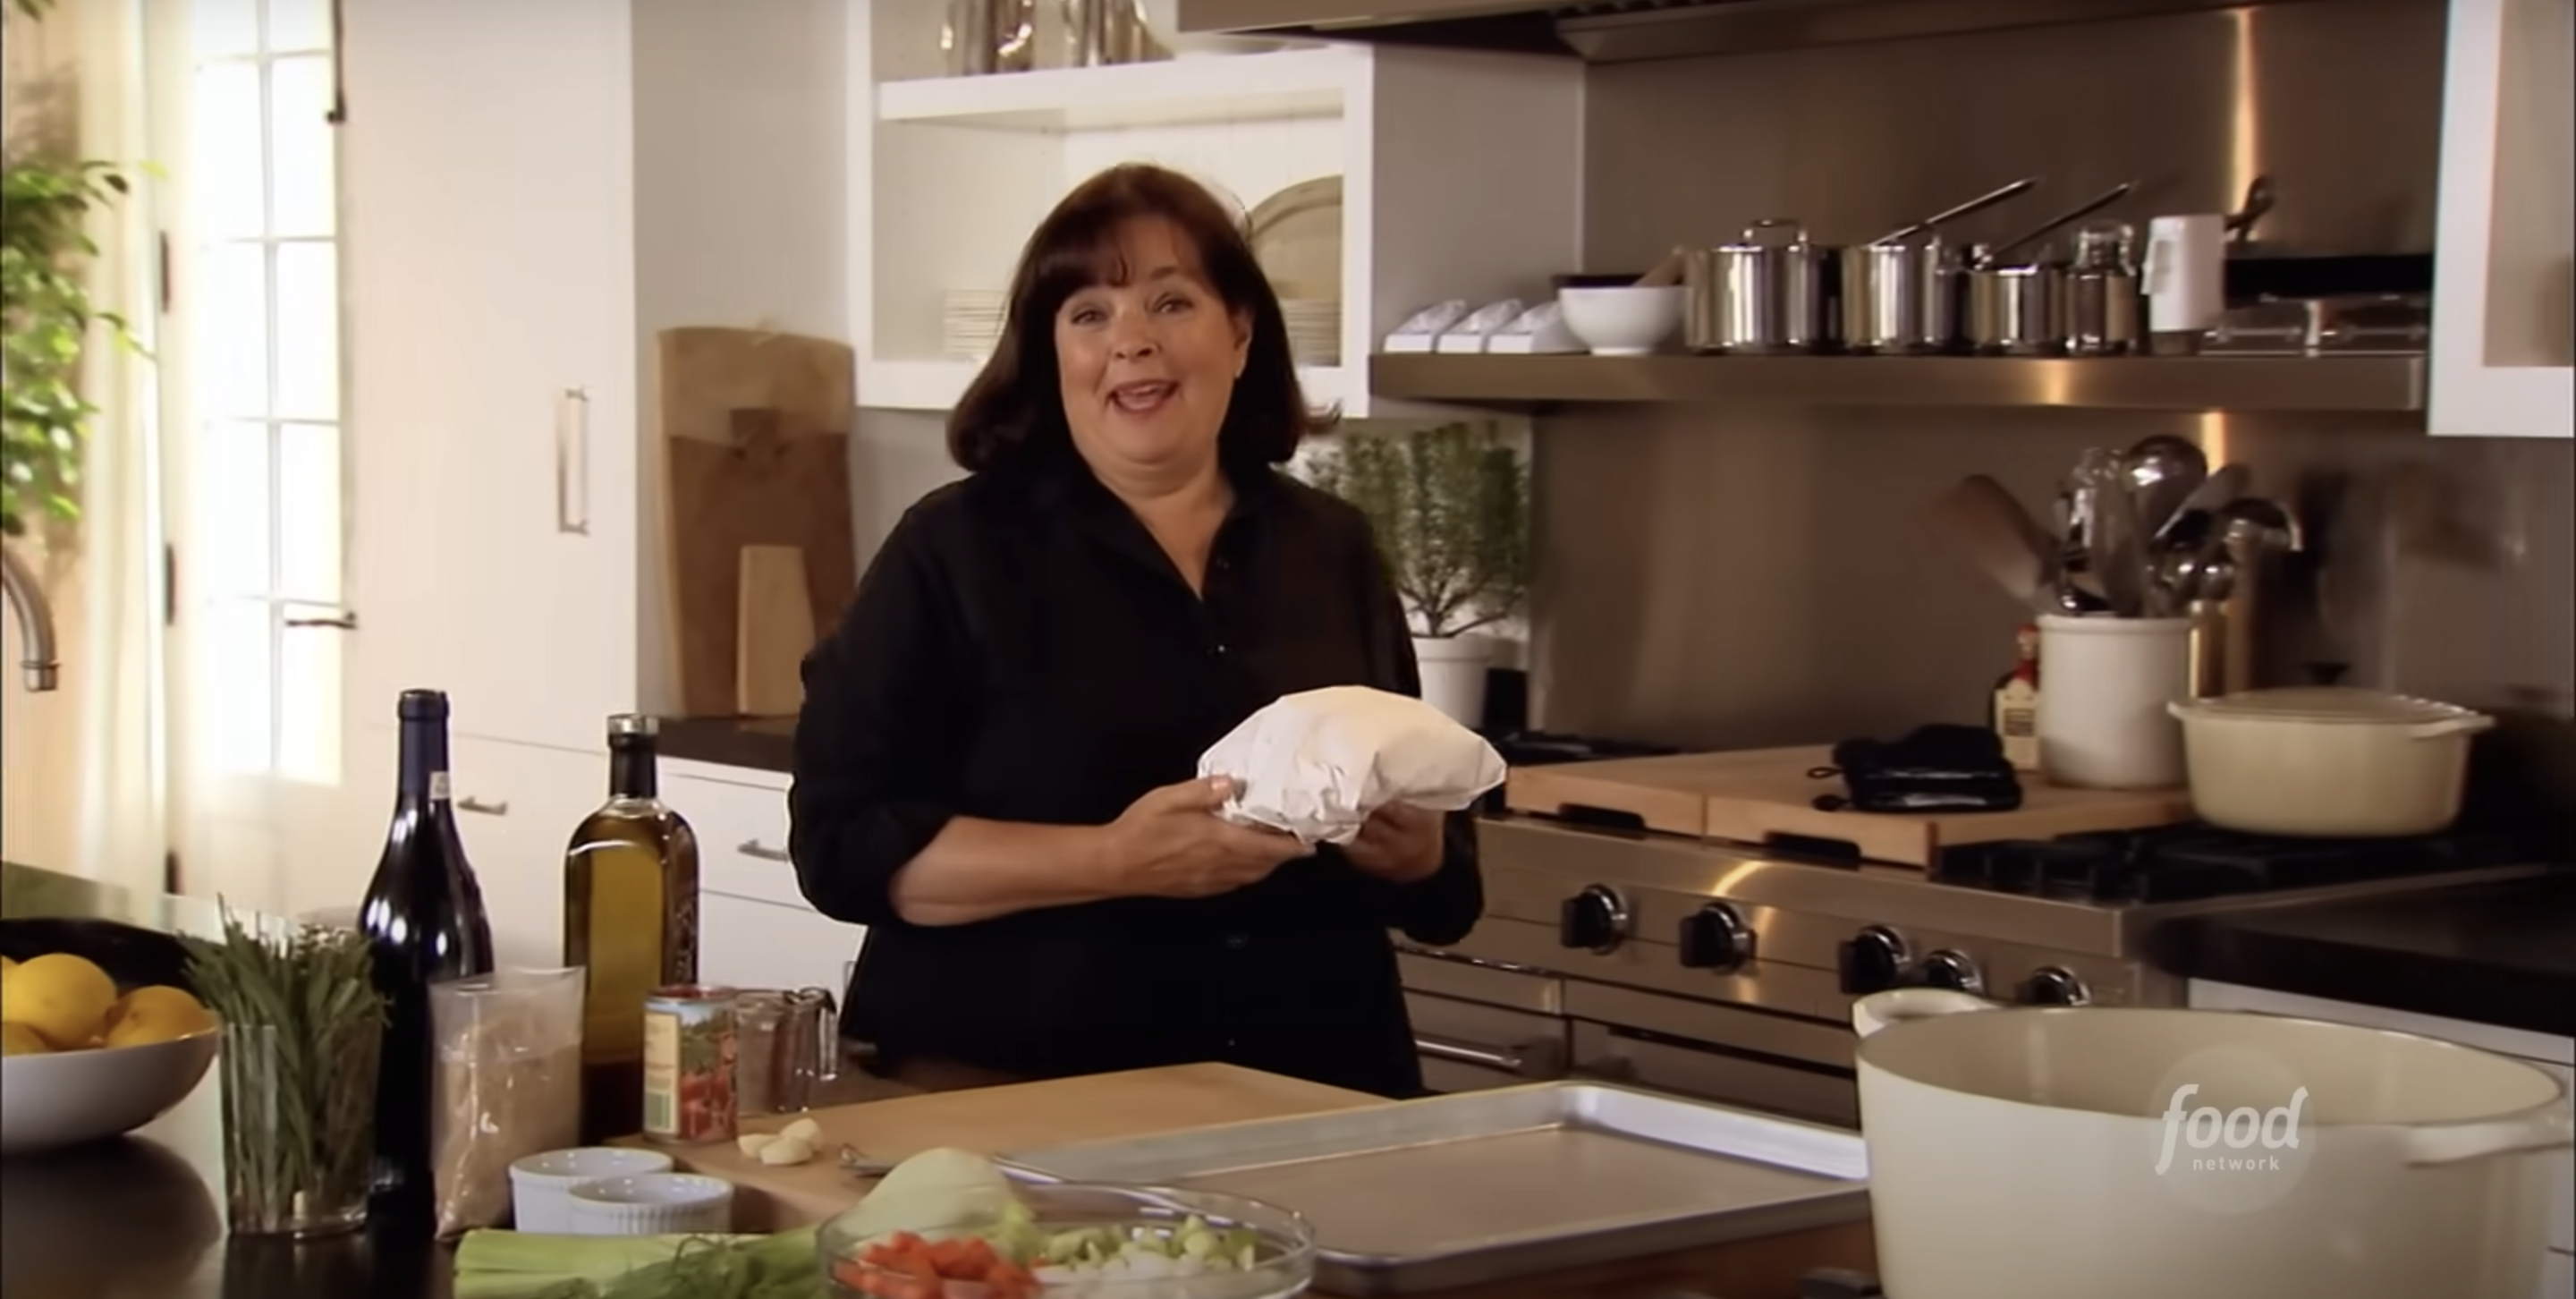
[{"x1": 1397, "y1": 737, "x2": 2549, "y2": 1128}]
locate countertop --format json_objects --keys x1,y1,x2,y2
[{"x1": 2155, "y1": 867, "x2": 2576, "y2": 1040}]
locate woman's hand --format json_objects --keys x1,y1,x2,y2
[
  {"x1": 1342, "y1": 802, "x2": 1446, "y2": 885},
  {"x1": 1100, "y1": 777, "x2": 1312, "y2": 898}
]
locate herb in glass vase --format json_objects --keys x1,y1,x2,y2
[{"x1": 180, "y1": 913, "x2": 388, "y2": 1237}]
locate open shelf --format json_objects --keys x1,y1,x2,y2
[
  {"x1": 860, "y1": 360, "x2": 1353, "y2": 412},
  {"x1": 1368, "y1": 353, "x2": 2429, "y2": 413},
  {"x1": 877, "y1": 49, "x2": 1353, "y2": 131}
]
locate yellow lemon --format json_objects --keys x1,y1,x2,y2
[
  {"x1": 1, "y1": 953, "x2": 120, "y2": 1049},
  {"x1": 104, "y1": 985, "x2": 217, "y2": 1048},
  {"x1": 0, "y1": 1021, "x2": 49, "y2": 1056}
]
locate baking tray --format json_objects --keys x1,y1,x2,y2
[{"x1": 994, "y1": 1082, "x2": 1870, "y2": 1295}]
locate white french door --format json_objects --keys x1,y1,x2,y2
[{"x1": 146, "y1": 0, "x2": 355, "y2": 913}]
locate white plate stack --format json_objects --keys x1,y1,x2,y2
[
  {"x1": 942, "y1": 290, "x2": 1007, "y2": 361},
  {"x1": 1282, "y1": 299, "x2": 1341, "y2": 365}
]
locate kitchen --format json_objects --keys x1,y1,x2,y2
[{"x1": 2, "y1": 0, "x2": 2572, "y2": 1295}]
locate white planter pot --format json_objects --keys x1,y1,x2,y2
[{"x1": 1411, "y1": 636, "x2": 1491, "y2": 730}]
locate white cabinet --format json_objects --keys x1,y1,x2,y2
[
  {"x1": 847, "y1": 4, "x2": 1581, "y2": 416},
  {"x1": 2429, "y1": 0, "x2": 2574, "y2": 438},
  {"x1": 670, "y1": 760, "x2": 869, "y2": 1005},
  {"x1": 2190, "y1": 979, "x2": 2575, "y2": 1292},
  {"x1": 702, "y1": 894, "x2": 868, "y2": 1006}
]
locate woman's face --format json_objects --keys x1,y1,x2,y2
[{"x1": 1054, "y1": 216, "x2": 1250, "y2": 485}]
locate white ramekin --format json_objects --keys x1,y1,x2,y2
[
  {"x1": 564, "y1": 1172, "x2": 736, "y2": 1237},
  {"x1": 508, "y1": 1147, "x2": 675, "y2": 1233}
]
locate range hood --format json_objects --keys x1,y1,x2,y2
[{"x1": 1173, "y1": 0, "x2": 2340, "y2": 62}]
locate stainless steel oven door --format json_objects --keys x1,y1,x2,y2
[
  {"x1": 1404, "y1": 991, "x2": 1572, "y2": 1094},
  {"x1": 1569, "y1": 1020, "x2": 1859, "y2": 1128}
]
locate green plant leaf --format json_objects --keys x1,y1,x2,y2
[
  {"x1": 1, "y1": 148, "x2": 146, "y2": 536},
  {"x1": 1306, "y1": 422, "x2": 1532, "y2": 639}
]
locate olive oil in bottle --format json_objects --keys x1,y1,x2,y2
[{"x1": 563, "y1": 714, "x2": 699, "y2": 1142}]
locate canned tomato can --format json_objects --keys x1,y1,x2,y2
[{"x1": 642, "y1": 984, "x2": 739, "y2": 1144}]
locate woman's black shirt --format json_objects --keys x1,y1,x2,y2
[{"x1": 787, "y1": 453, "x2": 1483, "y2": 1099}]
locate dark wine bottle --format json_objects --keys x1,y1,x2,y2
[
  {"x1": 356, "y1": 688, "x2": 495, "y2": 1215},
  {"x1": 563, "y1": 714, "x2": 700, "y2": 1142}
]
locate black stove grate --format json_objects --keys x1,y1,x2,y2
[{"x1": 1935, "y1": 822, "x2": 2522, "y2": 904}]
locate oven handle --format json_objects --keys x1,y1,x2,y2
[{"x1": 1415, "y1": 1033, "x2": 1569, "y2": 1080}]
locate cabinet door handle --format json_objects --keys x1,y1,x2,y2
[
  {"x1": 459, "y1": 796, "x2": 511, "y2": 816},
  {"x1": 736, "y1": 838, "x2": 791, "y2": 862},
  {"x1": 284, "y1": 611, "x2": 359, "y2": 630},
  {"x1": 555, "y1": 386, "x2": 590, "y2": 536}
]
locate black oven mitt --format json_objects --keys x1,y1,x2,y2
[{"x1": 1808, "y1": 723, "x2": 2024, "y2": 813}]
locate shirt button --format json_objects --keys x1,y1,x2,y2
[
  {"x1": 1213, "y1": 642, "x2": 1229, "y2": 656},
  {"x1": 1222, "y1": 932, "x2": 1249, "y2": 951}
]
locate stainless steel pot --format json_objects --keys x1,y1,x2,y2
[
  {"x1": 1685, "y1": 219, "x2": 1827, "y2": 353},
  {"x1": 1840, "y1": 178, "x2": 2038, "y2": 354},
  {"x1": 1965, "y1": 181, "x2": 2138, "y2": 355}
]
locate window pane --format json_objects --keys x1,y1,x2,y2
[
  {"x1": 207, "y1": 599, "x2": 275, "y2": 775},
  {"x1": 269, "y1": 56, "x2": 335, "y2": 237},
  {"x1": 277, "y1": 603, "x2": 341, "y2": 785},
  {"x1": 202, "y1": 420, "x2": 272, "y2": 597},
  {"x1": 193, "y1": 0, "x2": 260, "y2": 58},
  {"x1": 191, "y1": 63, "x2": 266, "y2": 238},
  {"x1": 265, "y1": 0, "x2": 331, "y2": 52},
  {"x1": 276, "y1": 422, "x2": 341, "y2": 604},
  {"x1": 195, "y1": 242, "x2": 270, "y2": 419},
  {"x1": 274, "y1": 242, "x2": 339, "y2": 421}
]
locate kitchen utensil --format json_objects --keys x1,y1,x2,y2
[
  {"x1": 1928, "y1": 474, "x2": 2055, "y2": 609},
  {"x1": 1557, "y1": 285, "x2": 1685, "y2": 355},
  {"x1": 507, "y1": 1148, "x2": 676, "y2": 1234},
  {"x1": 1686, "y1": 219, "x2": 1828, "y2": 353},
  {"x1": 2065, "y1": 221, "x2": 2140, "y2": 355},
  {"x1": 1247, "y1": 176, "x2": 1341, "y2": 302},
  {"x1": 0, "y1": 919, "x2": 220, "y2": 1156},
  {"x1": 1977, "y1": 181, "x2": 2139, "y2": 269},
  {"x1": 2167, "y1": 687, "x2": 2496, "y2": 836},
  {"x1": 2151, "y1": 462, "x2": 2251, "y2": 547},
  {"x1": 564, "y1": 1173, "x2": 735, "y2": 1237},
  {"x1": 1966, "y1": 182, "x2": 2138, "y2": 353},
  {"x1": 1063, "y1": 0, "x2": 1162, "y2": 65},
  {"x1": 657, "y1": 327, "x2": 858, "y2": 720},
  {"x1": 2224, "y1": 174, "x2": 2276, "y2": 245},
  {"x1": 2075, "y1": 448, "x2": 2148, "y2": 616},
  {"x1": 2123, "y1": 433, "x2": 2209, "y2": 538},
  {"x1": 733, "y1": 546, "x2": 816, "y2": 718},
  {"x1": 1850, "y1": 988, "x2": 2571, "y2": 1299},
  {"x1": 1502, "y1": 746, "x2": 2190, "y2": 867},
  {"x1": 2183, "y1": 599, "x2": 2229, "y2": 698},
  {"x1": 2035, "y1": 614, "x2": 2190, "y2": 790},
  {"x1": 994, "y1": 1082, "x2": 1868, "y2": 1295},
  {"x1": 1843, "y1": 177, "x2": 2039, "y2": 353},
  {"x1": 823, "y1": 1183, "x2": 1318, "y2": 1297},
  {"x1": 1632, "y1": 246, "x2": 1689, "y2": 288},
  {"x1": 2213, "y1": 494, "x2": 2303, "y2": 554},
  {"x1": 733, "y1": 987, "x2": 838, "y2": 1116},
  {"x1": 942, "y1": 0, "x2": 1036, "y2": 75},
  {"x1": 2143, "y1": 212, "x2": 2226, "y2": 353}
]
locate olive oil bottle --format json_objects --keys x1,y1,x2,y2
[{"x1": 563, "y1": 714, "x2": 699, "y2": 1142}]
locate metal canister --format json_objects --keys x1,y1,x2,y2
[
  {"x1": 1839, "y1": 242, "x2": 1920, "y2": 354},
  {"x1": 1686, "y1": 219, "x2": 1828, "y2": 353},
  {"x1": 2067, "y1": 221, "x2": 2141, "y2": 356},
  {"x1": 1970, "y1": 263, "x2": 2069, "y2": 356},
  {"x1": 642, "y1": 984, "x2": 739, "y2": 1145},
  {"x1": 944, "y1": 0, "x2": 1037, "y2": 76}
]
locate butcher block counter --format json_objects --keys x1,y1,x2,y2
[{"x1": 642, "y1": 1063, "x2": 1876, "y2": 1299}]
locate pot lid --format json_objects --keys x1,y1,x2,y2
[{"x1": 2183, "y1": 686, "x2": 2486, "y2": 725}]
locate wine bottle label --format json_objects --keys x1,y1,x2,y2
[{"x1": 428, "y1": 771, "x2": 452, "y2": 802}]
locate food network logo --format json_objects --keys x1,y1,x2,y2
[{"x1": 2153, "y1": 1082, "x2": 2309, "y2": 1174}]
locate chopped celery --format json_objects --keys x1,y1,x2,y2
[{"x1": 451, "y1": 1227, "x2": 822, "y2": 1299}]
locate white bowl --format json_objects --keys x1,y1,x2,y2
[
  {"x1": 508, "y1": 1147, "x2": 675, "y2": 1233},
  {"x1": 565, "y1": 1172, "x2": 734, "y2": 1237},
  {"x1": 1556, "y1": 285, "x2": 1686, "y2": 356},
  {"x1": 0, "y1": 1031, "x2": 221, "y2": 1156}
]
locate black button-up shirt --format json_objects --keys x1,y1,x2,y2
[{"x1": 787, "y1": 450, "x2": 1483, "y2": 1099}]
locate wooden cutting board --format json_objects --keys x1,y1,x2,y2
[
  {"x1": 1506, "y1": 746, "x2": 2193, "y2": 868},
  {"x1": 657, "y1": 326, "x2": 858, "y2": 718},
  {"x1": 735, "y1": 545, "x2": 817, "y2": 717}
]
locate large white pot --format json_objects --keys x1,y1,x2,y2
[
  {"x1": 1411, "y1": 635, "x2": 1490, "y2": 730},
  {"x1": 2166, "y1": 687, "x2": 2494, "y2": 836},
  {"x1": 1852, "y1": 989, "x2": 2572, "y2": 1299}
]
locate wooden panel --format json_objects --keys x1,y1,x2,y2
[
  {"x1": 656, "y1": 327, "x2": 859, "y2": 717},
  {"x1": 1506, "y1": 746, "x2": 2193, "y2": 867}
]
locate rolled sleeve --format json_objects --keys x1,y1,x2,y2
[{"x1": 788, "y1": 511, "x2": 974, "y2": 928}]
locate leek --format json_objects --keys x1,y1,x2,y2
[{"x1": 451, "y1": 1227, "x2": 822, "y2": 1299}]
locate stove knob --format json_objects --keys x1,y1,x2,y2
[
  {"x1": 1557, "y1": 885, "x2": 1631, "y2": 955},
  {"x1": 2018, "y1": 966, "x2": 2091, "y2": 1006},
  {"x1": 1835, "y1": 925, "x2": 1907, "y2": 996},
  {"x1": 1677, "y1": 904, "x2": 1756, "y2": 972},
  {"x1": 1908, "y1": 949, "x2": 1984, "y2": 995}
]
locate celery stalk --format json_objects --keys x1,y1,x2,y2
[{"x1": 451, "y1": 1227, "x2": 823, "y2": 1299}]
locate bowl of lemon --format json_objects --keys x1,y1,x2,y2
[{"x1": 1, "y1": 919, "x2": 222, "y2": 1156}]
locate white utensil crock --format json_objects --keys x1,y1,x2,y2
[
  {"x1": 1851, "y1": 989, "x2": 2572, "y2": 1299},
  {"x1": 1411, "y1": 635, "x2": 1491, "y2": 730},
  {"x1": 2036, "y1": 614, "x2": 2189, "y2": 789}
]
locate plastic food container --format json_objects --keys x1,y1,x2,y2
[{"x1": 818, "y1": 1182, "x2": 1317, "y2": 1299}]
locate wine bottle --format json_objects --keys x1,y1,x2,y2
[
  {"x1": 356, "y1": 688, "x2": 495, "y2": 1215},
  {"x1": 563, "y1": 714, "x2": 700, "y2": 1143}
]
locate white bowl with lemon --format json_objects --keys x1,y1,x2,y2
[{"x1": 2, "y1": 927, "x2": 222, "y2": 1156}]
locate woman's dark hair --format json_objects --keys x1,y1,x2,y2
[{"x1": 947, "y1": 164, "x2": 1335, "y2": 474}]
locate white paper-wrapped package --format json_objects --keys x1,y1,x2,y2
[{"x1": 1197, "y1": 685, "x2": 1510, "y2": 845}]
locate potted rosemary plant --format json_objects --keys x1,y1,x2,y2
[{"x1": 1305, "y1": 421, "x2": 1532, "y2": 728}]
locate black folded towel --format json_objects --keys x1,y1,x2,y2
[{"x1": 1809, "y1": 723, "x2": 2024, "y2": 813}]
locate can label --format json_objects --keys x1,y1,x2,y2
[{"x1": 642, "y1": 985, "x2": 738, "y2": 1144}]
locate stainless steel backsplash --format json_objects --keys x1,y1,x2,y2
[{"x1": 1532, "y1": 0, "x2": 2576, "y2": 846}]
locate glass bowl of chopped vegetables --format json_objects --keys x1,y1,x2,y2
[{"x1": 818, "y1": 1178, "x2": 1317, "y2": 1299}]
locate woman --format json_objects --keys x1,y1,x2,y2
[{"x1": 788, "y1": 164, "x2": 1483, "y2": 1099}]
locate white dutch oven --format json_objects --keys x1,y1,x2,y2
[
  {"x1": 2166, "y1": 687, "x2": 2494, "y2": 836},
  {"x1": 1852, "y1": 989, "x2": 2572, "y2": 1299}
]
